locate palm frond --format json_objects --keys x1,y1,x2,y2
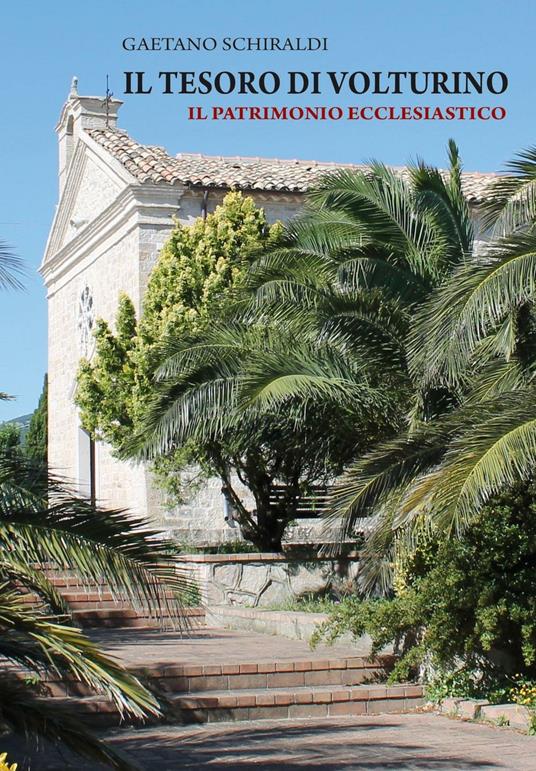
[
  {"x1": 337, "y1": 255, "x2": 430, "y2": 303},
  {"x1": 409, "y1": 232, "x2": 536, "y2": 390},
  {"x1": 0, "y1": 241, "x2": 25, "y2": 290},
  {"x1": 481, "y1": 146, "x2": 536, "y2": 233},
  {"x1": 240, "y1": 340, "x2": 393, "y2": 416},
  {"x1": 464, "y1": 355, "x2": 530, "y2": 403},
  {"x1": 425, "y1": 388, "x2": 536, "y2": 532},
  {"x1": 355, "y1": 388, "x2": 536, "y2": 593},
  {"x1": 0, "y1": 555, "x2": 70, "y2": 616},
  {"x1": 307, "y1": 166, "x2": 445, "y2": 281},
  {"x1": 0, "y1": 454, "x2": 195, "y2": 624},
  {"x1": 410, "y1": 139, "x2": 474, "y2": 264},
  {"x1": 0, "y1": 583, "x2": 159, "y2": 719},
  {"x1": 324, "y1": 421, "x2": 450, "y2": 541},
  {"x1": 0, "y1": 676, "x2": 138, "y2": 770}
]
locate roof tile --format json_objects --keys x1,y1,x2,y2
[{"x1": 86, "y1": 127, "x2": 499, "y2": 202}]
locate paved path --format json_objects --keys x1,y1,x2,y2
[
  {"x1": 7, "y1": 629, "x2": 536, "y2": 768},
  {"x1": 7, "y1": 714, "x2": 536, "y2": 769},
  {"x1": 103, "y1": 714, "x2": 536, "y2": 770}
]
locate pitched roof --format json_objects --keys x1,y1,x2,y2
[{"x1": 86, "y1": 127, "x2": 498, "y2": 202}]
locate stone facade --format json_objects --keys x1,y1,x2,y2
[
  {"x1": 40, "y1": 84, "x2": 496, "y2": 545},
  {"x1": 41, "y1": 86, "x2": 307, "y2": 540}
]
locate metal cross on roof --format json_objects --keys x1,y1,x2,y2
[{"x1": 102, "y1": 75, "x2": 113, "y2": 127}]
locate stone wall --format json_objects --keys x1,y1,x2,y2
[
  {"x1": 46, "y1": 219, "x2": 149, "y2": 514},
  {"x1": 177, "y1": 552, "x2": 360, "y2": 607}
]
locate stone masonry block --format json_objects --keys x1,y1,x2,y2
[
  {"x1": 458, "y1": 699, "x2": 489, "y2": 720},
  {"x1": 212, "y1": 564, "x2": 241, "y2": 589},
  {"x1": 480, "y1": 703, "x2": 531, "y2": 729},
  {"x1": 289, "y1": 703, "x2": 329, "y2": 718}
]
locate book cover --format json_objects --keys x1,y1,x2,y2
[{"x1": 1, "y1": 1, "x2": 535, "y2": 767}]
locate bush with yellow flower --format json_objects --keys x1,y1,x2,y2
[{"x1": 0, "y1": 752, "x2": 17, "y2": 770}]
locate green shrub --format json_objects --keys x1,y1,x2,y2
[
  {"x1": 271, "y1": 595, "x2": 345, "y2": 614},
  {"x1": 0, "y1": 423, "x2": 21, "y2": 456},
  {"x1": 25, "y1": 374, "x2": 47, "y2": 465},
  {"x1": 425, "y1": 667, "x2": 513, "y2": 705},
  {"x1": 313, "y1": 480, "x2": 536, "y2": 688}
]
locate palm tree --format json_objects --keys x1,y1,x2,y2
[
  {"x1": 327, "y1": 146, "x2": 536, "y2": 592},
  {"x1": 0, "y1": 454, "x2": 195, "y2": 768},
  {"x1": 199, "y1": 140, "x2": 536, "y2": 590},
  {"x1": 0, "y1": 245, "x2": 192, "y2": 768},
  {"x1": 243, "y1": 142, "x2": 473, "y2": 418},
  {"x1": 243, "y1": 142, "x2": 473, "y2": 537},
  {"x1": 128, "y1": 320, "x2": 384, "y2": 550},
  {"x1": 128, "y1": 142, "x2": 474, "y2": 553}
]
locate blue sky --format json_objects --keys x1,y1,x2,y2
[{"x1": 1, "y1": 0, "x2": 535, "y2": 419}]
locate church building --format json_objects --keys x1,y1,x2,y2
[{"x1": 40, "y1": 83, "x2": 496, "y2": 544}]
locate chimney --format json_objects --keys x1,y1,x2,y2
[{"x1": 55, "y1": 77, "x2": 123, "y2": 196}]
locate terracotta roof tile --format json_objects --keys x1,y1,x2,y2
[{"x1": 86, "y1": 127, "x2": 499, "y2": 202}]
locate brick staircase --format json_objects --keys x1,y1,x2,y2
[
  {"x1": 41, "y1": 644, "x2": 424, "y2": 727},
  {"x1": 150, "y1": 655, "x2": 424, "y2": 724},
  {"x1": 25, "y1": 572, "x2": 425, "y2": 726},
  {"x1": 35, "y1": 572, "x2": 205, "y2": 629}
]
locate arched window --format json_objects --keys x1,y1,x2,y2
[{"x1": 65, "y1": 114, "x2": 74, "y2": 167}]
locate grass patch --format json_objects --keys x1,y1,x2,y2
[{"x1": 269, "y1": 594, "x2": 344, "y2": 614}]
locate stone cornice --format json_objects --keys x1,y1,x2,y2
[
  {"x1": 81, "y1": 128, "x2": 139, "y2": 187},
  {"x1": 42, "y1": 140, "x2": 87, "y2": 264},
  {"x1": 40, "y1": 182, "x2": 186, "y2": 290},
  {"x1": 42, "y1": 131, "x2": 139, "y2": 267},
  {"x1": 175, "y1": 551, "x2": 360, "y2": 563}
]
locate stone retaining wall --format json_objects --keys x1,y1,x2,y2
[
  {"x1": 438, "y1": 697, "x2": 532, "y2": 731},
  {"x1": 176, "y1": 551, "x2": 360, "y2": 607}
]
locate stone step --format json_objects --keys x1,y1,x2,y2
[
  {"x1": 43, "y1": 652, "x2": 392, "y2": 697},
  {"x1": 41, "y1": 651, "x2": 394, "y2": 702},
  {"x1": 136, "y1": 654, "x2": 394, "y2": 693},
  {"x1": 39, "y1": 696, "x2": 136, "y2": 729},
  {"x1": 19, "y1": 594, "x2": 202, "y2": 627},
  {"x1": 44, "y1": 575, "x2": 180, "y2": 602},
  {"x1": 208, "y1": 605, "x2": 357, "y2": 645},
  {"x1": 171, "y1": 683, "x2": 425, "y2": 723},
  {"x1": 20, "y1": 590, "x2": 133, "y2": 612},
  {"x1": 72, "y1": 608, "x2": 156, "y2": 629},
  {"x1": 47, "y1": 579, "x2": 178, "y2": 602},
  {"x1": 29, "y1": 572, "x2": 204, "y2": 628},
  {"x1": 46, "y1": 682, "x2": 424, "y2": 727},
  {"x1": 60, "y1": 591, "x2": 117, "y2": 601},
  {"x1": 65, "y1": 599, "x2": 131, "y2": 610},
  {"x1": 59, "y1": 592, "x2": 129, "y2": 610},
  {"x1": 32, "y1": 626, "x2": 420, "y2": 729},
  {"x1": 72, "y1": 606, "x2": 205, "y2": 629},
  {"x1": 45, "y1": 575, "x2": 109, "y2": 589}
]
